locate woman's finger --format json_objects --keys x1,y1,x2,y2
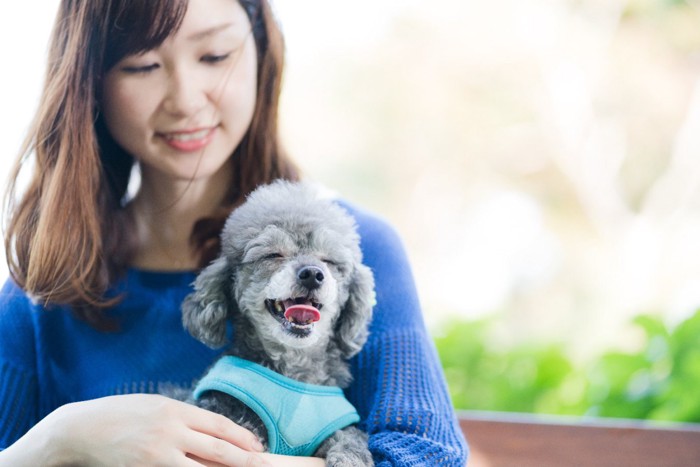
[
  {"x1": 179, "y1": 454, "x2": 217, "y2": 467},
  {"x1": 186, "y1": 453, "x2": 229, "y2": 467},
  {"x1": 182, "y1": 404, "x2": 263, "y2": 452},
  {"x1": 183, "y1": 430, "x2": 269, "y2": 467}
]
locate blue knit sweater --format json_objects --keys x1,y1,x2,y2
[{"x1": 0, "y1": 202, "x2": 468, "y2": 465}]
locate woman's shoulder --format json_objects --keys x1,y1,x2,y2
[
  {"x1": 331, "y1": 198, "x2": 417, "y2": 295},
  {"x1": 0, "y1": 278, "x2": 39, "y2": 365},
  {"x1": 0, "y1": 278, "x2": 42, "y2": 329},
  {"x1": 331, "y1": 196, "x2": 426, "y2": 336},
  {"x1": 0, "y1": 278, "x2": 37, "y2": 314},
  {"x1": 334, "y1": 199, "x2": 405, "y2": 255}
]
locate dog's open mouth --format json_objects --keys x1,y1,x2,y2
[{"x1": 265, "y1": 298, "x2": 323, "y2": 337}]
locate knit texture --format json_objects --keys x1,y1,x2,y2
[{"x1": 0, "y1": 201, "x2": 468, "y2": 465}]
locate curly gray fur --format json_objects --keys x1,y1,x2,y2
[{"x1": 180, "y1": 181, "x2": 375, "y2": 465}]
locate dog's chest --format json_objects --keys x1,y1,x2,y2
[
  {"x1": 193, "y1": 357, "x2": 357, "y2": 455},
  {"x1": 197, "y1": 392, "x2": 269, "y2": 442}
]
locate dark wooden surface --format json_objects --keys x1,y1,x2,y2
[{"x1": 458, "y1": 411, "x2": 700, "y2": 467}]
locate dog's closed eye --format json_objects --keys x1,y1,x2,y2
[
  {"x1": 321, "y1": 258, "x2": 350, "y2": 275},
  {"x1": 263, "y1": 253, "x2": 284, "y2": 260}
]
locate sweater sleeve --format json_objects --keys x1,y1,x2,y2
[
  {"x1": 0, "y1": 280, "x2": 40, "y2": 450},
  {"x1": 342, "y1": 204, "x2": 468, "y2": 466}
]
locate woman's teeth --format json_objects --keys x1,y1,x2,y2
[{"x1": 164, "y1": 129, "x2": 211, "y2": 141}]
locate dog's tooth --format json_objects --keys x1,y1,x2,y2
[{"x1": 275, "y1": 301, "x2": 283, "y2": 313}]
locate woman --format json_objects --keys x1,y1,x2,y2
[{"x1": 0, "y1": 0, "x2": 468, "y2": 465}]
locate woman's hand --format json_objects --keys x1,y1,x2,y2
[
  {"x1": 259, "y1": 454, "x2": 326, "y2": 466},
  {"x1": 199, "y1": 454, "x2": 326, "y2": 467},
  {"x1": 0, "y1": 394, "x2": 270, "y2": 467}
]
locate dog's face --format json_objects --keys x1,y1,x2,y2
[
  {"x1": 182, "y1": 181, "x2": 375, "y2": 358},
  {"x1": 233, "y1": 223, "x2": 355, "y2": 349}
]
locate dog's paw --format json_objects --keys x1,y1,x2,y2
[
  {"x1": 325, "y1": 449, "x2": 374, "y2": 467},
  {"x1": 316, "y1": 426, "x2": 373, "y2": 466}
]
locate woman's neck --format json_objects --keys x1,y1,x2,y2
[{"x1": 128, "y1": 164, "x2": 232, "y2": 271}]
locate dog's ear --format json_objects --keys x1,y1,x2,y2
[
  {"x1": 335, "y1": 263, "x2": 375, "y2": 359},
  {"x1": 182, "y1": 256, "x2": 236, "y2": 348}
]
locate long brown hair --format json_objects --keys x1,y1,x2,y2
[{"x1": 3, "y1": 0, "x2": 298, "y2": 324}]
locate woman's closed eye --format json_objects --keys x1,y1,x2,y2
[
  {"x1": 120, "y1": 63, "x2": 160, "y2": 74},
  {"x1": 118, "y1": 51, "x2": 232, "y2": 74},
  {"x1": 201, "y1": 52, "x2": 233, "y2": 65}
]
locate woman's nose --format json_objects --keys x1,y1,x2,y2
[{"x1": 161, "y1": 68, "x2": 208, "y2": 117}]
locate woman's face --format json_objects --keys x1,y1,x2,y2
[{"x1": 101, "y1": 0, "x2": 257, "y2": 184}]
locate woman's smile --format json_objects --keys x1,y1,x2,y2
[{"x1": 158, "y1": 127, "x2": 218, "y2": 152}]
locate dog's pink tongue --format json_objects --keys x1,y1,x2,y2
[{"x1": 284, "y1": 304, "x2": 321, "y2": 323}]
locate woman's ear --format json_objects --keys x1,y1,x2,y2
[
  {"x1": 335, "y1": 263, "x2": 376, "y2": 359},
  {"x1": 182, "y1": 256, "x2": 236, "y2": 348}
]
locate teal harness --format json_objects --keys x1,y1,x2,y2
[{"x1": 193, "y1": 356, "x2": 360, "y2": 456}]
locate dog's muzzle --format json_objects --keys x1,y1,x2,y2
[
  {"x1": 297, "y1": 266, "x2": 325, "y2": 290},
  {"x1": 265, "y1": 297, "x2": 323, "y2": 338}
]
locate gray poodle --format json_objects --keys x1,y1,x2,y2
[{"x1": 182, "y1": 180, "x2": 375, "y2": 466}]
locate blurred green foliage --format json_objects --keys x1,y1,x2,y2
[{"x1": 435, "y1": 309, "x2": 700, "y2": 422}]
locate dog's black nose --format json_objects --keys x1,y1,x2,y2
[{"x1": 298, "y1": 266, "x2": 325, "y2": 290}]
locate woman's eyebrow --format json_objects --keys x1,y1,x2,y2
[{"x1": 187, "y1": 22, "x2": 237, "y2": 42}]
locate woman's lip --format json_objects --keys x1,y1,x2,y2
[{"x1": 158, "y1": 127, "x2": 217, "y2": 152}]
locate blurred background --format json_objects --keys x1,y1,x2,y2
[{"x1": 2, "y1": 0, "x2": 700, "y2": 420}]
